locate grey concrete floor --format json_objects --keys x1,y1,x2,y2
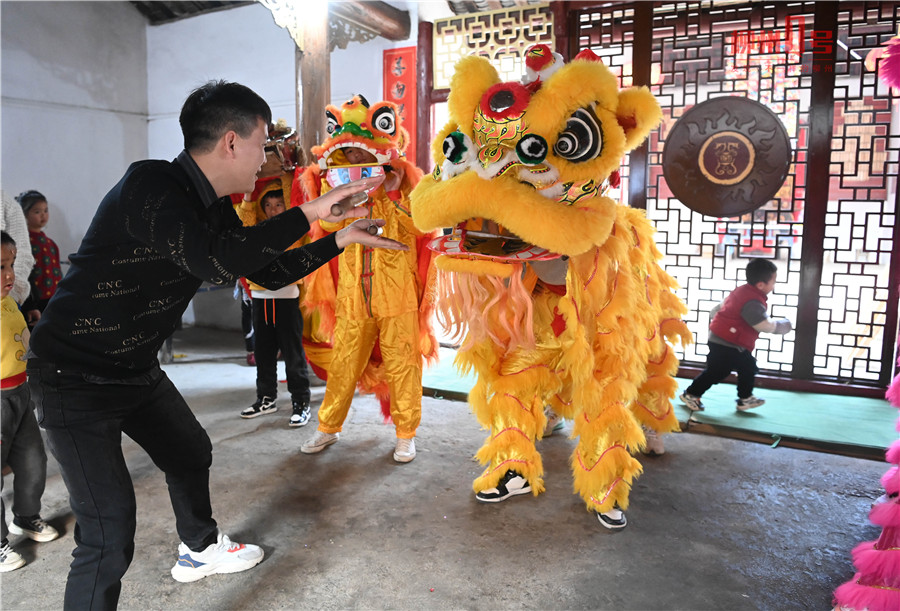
[{"x1": 0, "y1": 326, "x2": 890, "y2": 610}]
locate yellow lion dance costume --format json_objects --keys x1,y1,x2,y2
[
  {"x1": 410, "y1": 45, "x2": 692, "y2": 527},
  {"x1": 295, "y1": 95, "x2": 439, "y2": 459}
]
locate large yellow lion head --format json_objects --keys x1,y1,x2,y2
[{"x1": 410, "y1": 45, "x2": 662, "y2": 268}]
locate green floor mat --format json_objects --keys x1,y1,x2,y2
[
  {"x1": 675, "y1": 383, "x2": 897, "y2": 455},
  {"x1": 422, "y1": 347, "x2": 898, "y2": 458},
  {"x1": 422, "y1": 347, "x2": 477, "y2": 400}
]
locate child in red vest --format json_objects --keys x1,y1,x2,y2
[{"x1": 681, "y1": 258, "x2": 792, "y2": 412}]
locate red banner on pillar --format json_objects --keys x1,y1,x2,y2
[{"x1": 383, "y1": 46, "x2": 417, "y2": 165}]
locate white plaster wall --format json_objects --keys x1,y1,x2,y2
[
  {"x1": 146, "y1": 3, "x2": 297, "y2": 160},
  {"x1": 330, "y1": 1, "x2": 430, "y2": 105},
  {"x1": 145, "y1": 1, "x2": 428, "y2": 328},
  {"x1": 1, "y1": 0, "x2": 148, "y2": 262},
  {"x1": 147, "y1": 1, "x2": 430, "y2": 161},
  {"x1": 1, "y1": 0, "x2": 445, "y2": 330}
]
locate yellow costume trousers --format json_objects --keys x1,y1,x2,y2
[{"x1": 316, "y1": 311, "x2": 422, "y2": 438}]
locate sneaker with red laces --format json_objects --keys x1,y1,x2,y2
[{"x1": 170, "y1": 531, "x2": 263, "y2": 583}]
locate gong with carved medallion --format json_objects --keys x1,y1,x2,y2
[{"x1": 662, "y1": 96, "x2": 792, "y2": 217}]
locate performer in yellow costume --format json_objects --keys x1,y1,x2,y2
[
  {"x1": 296, "y1": 95, "x2": 438, "y2": 463},
  {"x1": 410, "y1": 45, "x2": 692, "y2": 527}
]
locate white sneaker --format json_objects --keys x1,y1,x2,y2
[
  {"x1": 641, "y1": 426, "x2": 665, "y2": 456},
  {"x1": 300, "y1": 430, "x2": 339, "y2": 454},
  {"x1": 543, "y1": 409, "x2": 565, "y2": 437},
  {"x1": 0, "y1": 541, "x2": 25, "y2": 572},
  {"x1": 475, "y1": 470, "x2": 531, "y2": 503},
  {"x1": 9, "y1": 515, "x2": 60, "y2": 542},
  {"x1": 393, "y1": 437, "x2": 416, "y2": 463},
  {"x1": 596, "y1": 507, "x2": 627, "y2": 530},
  {"x1": 170, "y1": 531, "x2": 263, "y2": 583},
  {"x1": 240, "y1": 396, "x2": 277, "y2": 419}
]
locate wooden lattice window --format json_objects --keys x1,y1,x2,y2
[
  {"x1": 432, "y1": 4, "x2": 554, "y2": 89},
  {"x1": 572, "y1": 1, "x2": 900, "y2": 390}
]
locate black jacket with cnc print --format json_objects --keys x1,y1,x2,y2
[{"x1": 30, "y1": 150, "x2": 339, "y2": 378}]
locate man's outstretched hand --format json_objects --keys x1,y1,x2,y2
[
  {"x1": 302, "y1": 175, "x2": 385, "y2": 224},
  {"x1": 302, "y1": 175, "x2": 406, "y2": 250},
  {"x1": 335, "y1": 219, "x2": 408, "y2": 251}
]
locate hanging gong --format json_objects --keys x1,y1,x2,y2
[{"x1": 662, "y1": 96, "x2": 792, "y2": 217}]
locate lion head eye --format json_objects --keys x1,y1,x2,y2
[
  {"x1": 442, "y1": 131, "x2": 469, "y2": 164},
  {"x1": 372, "y1": 106, "x2": 396, "y2": 136},
  {"x1": 325, "y1": 110, "x2": 339, "y2": 135},
  {"x1": 553, "y1": 107, "x2": 603, "y2": 162},
  {"x1": 516, "y1": 134, "x2": 548, "y2": 165}
]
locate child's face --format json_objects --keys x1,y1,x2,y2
[
  {"x1": 26, "y1": 200, "x2": 49, "y2": 231},
  {"x1": 1, "y1": 243, "x2": 16, "y2": 299},
  {"x1": 262, "y1": 194, "x2": 286, "y2": 219},
  {"x1": 757, "y1": 272, "x2": 777, "y2": 295},
  {"x1": 343, "y1": 147, "x2": 377, "y2": 165}
]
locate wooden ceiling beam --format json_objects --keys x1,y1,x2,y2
[
  {"x1": 130, "y1": 1, "x2": 254, "y2": 26},
  {"x1": 329, "y1": 0, "x2": 410, "y2": 41}
]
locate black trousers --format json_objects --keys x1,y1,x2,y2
[
  {"x1": 27, "y1": 362, "x2": 217, "y2": 611},
  {"x1": 685, "y1": 342, "x2": 759, "y2": 400},
  {"x1": 252, "y1": 296, "x2": 310, "y2": 404},
  {"x1": 241, "y1": 297, "x2": 254, "y2": 352}
]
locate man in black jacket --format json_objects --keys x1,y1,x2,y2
[{"x1": 26, "y1": 80, "x2": 402, "y2": 610}]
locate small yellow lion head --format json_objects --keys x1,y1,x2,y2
[
  {"x1": 310, "y1": 95, "x2": 409, "y2": 188},
  {"x1": 411, "y1": 45, "x2": 662, "y2": 268}
]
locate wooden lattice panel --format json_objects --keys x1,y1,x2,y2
[
  {"x1": 817, "y1": 2, "x2": 900, "y2": 382},
  {"x1": 574, "y1": 5, "x2": 637, "y2": 205},
  {"x1": 432, "y1": 3, "x2": 554, "y2": 90},
  {"x1": 574, "y1": 1, "x2": 900, "y2": 387}
]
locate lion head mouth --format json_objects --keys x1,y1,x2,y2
[{"x1": 427, "y1": 218, "x2": 560, "y2": 262}]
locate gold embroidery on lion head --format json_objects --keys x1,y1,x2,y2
[{"x1": 411, "y1": 45, "x2": 662, "y2": 266}]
